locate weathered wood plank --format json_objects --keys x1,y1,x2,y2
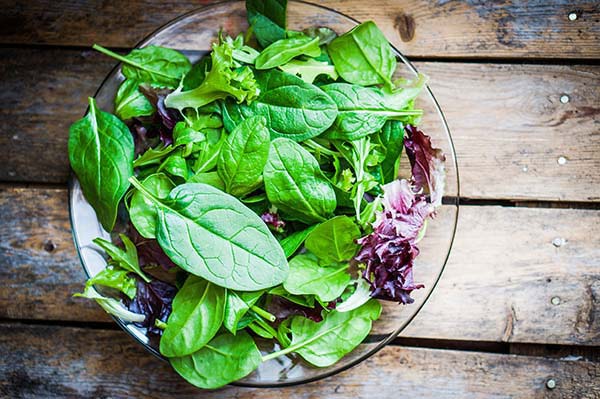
[
  {"x1": 0, "y1": 0, "x2": 598, "y2": 59},
  {"x1": 1, "y1": 186, "x2": 598, "y2": 345},
  {"x1": 0, "y1": 324, "x2": 597, "y2": 398},
  {"x1": 1, "y1": 47, "x2": 598, "y2": 201}
]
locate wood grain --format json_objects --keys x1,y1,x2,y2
[
  {"x1": 0, "y1": 0, "x2": 598, "y2": 59},
  {"x1": 1, "y1": 48, "x2": 598, "y2": 201},
  {"x1": 2, "y1": 186, "x2": 598, "y2": 346}
]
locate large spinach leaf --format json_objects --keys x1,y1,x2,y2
[
  {"x1": 263, "y1": 138, "x2": 336, "y2": 224},
  {"x1": 130, "y1": 173, "x2": 175, "y2": 239},
  {"x1": 255, "y1": 36, "x2": 320, "y2": 70},
  {"x1": 93, "y1": 44, "x2": 191, "y2": 88},
  {"x1": 160, "y1": 276, "x2": 225, "y2": 357},
  {"x1": 114, "y1": 79, "x2": 155, "y2": 120},
  {"x1": 217, "y1": 116, "x2": 270, "y2": 197},
  {"x1": 304, "y1": 215, "x2": 361, "y2": 263},
  {"x1": 246, "y1": 0, "x2": 287, "y2": 48},
  {"x1": 327, "y1": 21, "x2": 396, "y2": 87},
  {"x1": 283, "y1": 253, "x2": 351, "y2": 302},
  {"x1": 68, "y1": 98, "x2": 134, "y2": 231},
  {"x1": 130, "y1": 179, "x2": 289, "y2": 291},
  {"x1": 170, "y1": 331, "x2": 261, "y2": 389},
  {"x1": 222, "y1": 69, "x2": 337, "y2": 142},
  {"x1": 261, "y1": 300, "x2": 381, "y2": 367}
]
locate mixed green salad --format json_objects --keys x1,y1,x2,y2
[{"x1": 69, "y1": 0, "x2": 445, "y2": 389}]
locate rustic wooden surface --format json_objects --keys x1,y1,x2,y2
[{"x1": 0, "y1": 0, "x2": 599, "y2": 397}]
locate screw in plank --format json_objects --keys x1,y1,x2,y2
[
  {"x1": 546, "y1": 378, "x2": 557, "y2": 389},
  {"x1": 568, "y1": 12, "x2": 578, "y2": 21},
  {"x1": 557, "y1": 156, "x2": 567, "y2": 165},
  {"x1": 552, "y1": 237, "x2": 565, "y2": 247},
  {"x1": 522, "y1": 166, "x2": 528, "y2": 172},
  {"x1": 551, "y1": 296, "x2": 561, "y2": 305},
  {"x1": 560, "y1": 94, "x2": 570, "y2": 104}
]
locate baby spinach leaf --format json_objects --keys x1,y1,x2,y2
[
  {"x1": 170, "y1": 331, "x2": 261, "y2": 389},
  {"x1": 283, "y1": 253, "x2": 351, "y2": 302},
  {"x1": 133, "y1": 144, "x2": 175, "y2": 169},
  {"x1": 223, "y1": 290, "x2": 263, "y2": 334},
  {"x1": 130, "y1": 173, "x2": 175, "y2": 239},
  {"x1": 187, "y1": 171, "x2": 225, "y2": 190},
  {"x1": 160, "y1": 276, "x2": 226, "y2": 357},
  {"x1": 222, "y1": 69, "x2": 338, "y2": 142},
  {"x1": 157, "y1": 149, "x2": 190, "y2": 180},
  {"x1": 217, "y1": 116, "x2": 270, "y2": 197},
  {"x1": 304, "y1": 215, "x2": 361, "y2": 263},
  {"x1": 261, "y1": 300, "x2": 381, "y2": 367},
  {"x1": 279, "y1": 58, "x2": 338, "y2": 84},
  {"x1": 246, "y1": 0, "x2": 287, "y2": 48},
  {"x1": 192, "y1": 129, "x2": 226, "y2": 174},
  {"x1": 93, "y1": 44, "x2": 191, "y2": 88},
  {"x1": 93, "y1": 234, "x2": 150, "y2": 282},
  {"x1": 173, "y1": 122, "x2": 206, "y2": 149},
  {"x1": 380, "y1": 120, "x2": 405, "y2": 183},
  {"x1": 74, "y1": 285, "x2": 146, "y2": 323},
  {"x1": 327, "y1": 21, "x2": 396, "y2": 87},
  {"x1": 68, "y1": 98, "x2": 134, "y2": 232},
  {"x1": 255, "y1": 36, "x2": 320, "y2": 70},
  {"x1": 86, "y1": 266, "x2": 137, "y2": 300},
  {"x1": 182, "y1": 56, "x2": 211, "y2": 91},
  {"x1": 130, "y1": 179, "x2": 289, "y2": 291},
  {"x1": 114, "y1": 79, "x2": 155, "y2": 120},
  {"x1": 279, "y1": 224, "x2": 318, "y2": 258},
  {"x1": 264, "y1": 138, "x2": 337, "y2": 224},
  {"x1": 321, "y1": 83, "x2": 422, "y2": 140}
]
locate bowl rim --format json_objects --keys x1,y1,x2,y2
[{"x1": 68, "y1": 0, "x2": 460, "y2": 388}]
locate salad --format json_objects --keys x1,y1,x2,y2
[{"x1": 69, "y1": 0, "x2": 445, "y2": 389}]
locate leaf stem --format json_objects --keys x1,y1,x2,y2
[
  {"x1": 252, "y1": 316, "x2": 278, "y2": 337},
  {"x1": 93, "y1": 44, "x2": 134, "y2": 66},
  {"x1": 250, "y1": 305, "x2": 276, "y2": 322},
  {"x1": 128, "y1": 176, "x2": 161, "y2": 205},
  {"x1": 303, "y1": 139, "x2": 340, "y2": 157},
  {"x1": 154, "y1": 319, "x2": 167, "y2": 330}
]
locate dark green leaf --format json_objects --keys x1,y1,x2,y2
[
  {"x1": 182, "y1": 56, "x2": 211, "y2": 91},
  {"x1": 255, "y1": 36, "x2": 320, "y2": 70},
  {"x1": 68, "y1": 98, "x2": 134, "y2": 231},
  {"x1": 246, "y1": 0, "x2": 287, "y2": 47},
  {"x1": 380, "y1": 120, "x2": 405, "y2": 183},
  {"x1": 279, "y1": 224, "x2": 318, "y2": 258},
  {"x1": 304, "y1": 215, "x2": 361, "y2": 263},
  {"x1": 114, "y1": 79, "x2": 155, "y2": 120},
  {"x1": 129, "y1": 173, "x2": 174, "y2": 239}
]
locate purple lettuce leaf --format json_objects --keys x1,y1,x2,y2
[
  {"x1": 266, "y1": 295, "x2": 324, "y2": 323},
  {"x1": 139, "y1": 85, "x2": 180, "y2": 146},
  {"x1": 125, "y1": 279, "x2": 177, "y2": 336},
  {"x1": 129, "y1": 225, "x2": 178, "y2": 271},
  {"x1": 261, "y1": 211, "x2": 286, "y2": 233}
]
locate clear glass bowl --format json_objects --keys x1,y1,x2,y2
[{"x1": 69, "y1": 0, "x2": 459, "y2": 388}]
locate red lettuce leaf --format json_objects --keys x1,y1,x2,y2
[
  {"x1": 125, "y1": 279, "x2": 176, "y2": 336},
  {"x1": 265, "y1": 296, "x2": 324, "y2": 323}
]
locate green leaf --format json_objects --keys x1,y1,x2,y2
[
  {"x1": 160, "y1": 276, "x2": 226, "y2": 357},
  {"x1": 217, "y1": 116, "x2": 270, "y2": 197},
  {"x1": 328, "y1": 21, "x2": 396, "y2": 87},
  {"x1": 223, "y1": 290, "x2": 263, "y2": 334},
  {"x1": 182, "y1": 56, "x2": 211, "y2": 91},
  {"x1": 222, "y1": 69, "x2": 338, "y2": 142},
  {"x1": 380, "y1": 120, "x2": 405, "y2": 183},
  {"x1": 279, "y1": 58, "x2": 338, "y2": 84},
  {"x1": 255, "y1": 36, "x2": 321, "y2": 70},
  {"x1": 68, "y1": 98, "x2": 134, "y2": 231},
  {"x1": 114, "y1": 79, "x2": 155, "y2": 120},
  {"x1": 157, "y1": 149, "x2": 190, "y2": 180},
  {"x1": 133, "y1": 144, "x2": 175, "y2": 169},
  {"x1": 336, "y1": 279, "x2": 372, "y2": 312},
  {"x1": 93, "y1": 234, "x2": 150, "y2": 282},
  {"x1": 187, "y1": 171, "x2": 225, "y2": 190},
  {"x1": 303, "y1": 27, "x2": 338, "y2": 46},
  {"x1": 264, "y1": 138, "x2": 337, "y2": 224},
  {"x1": 129, "y1": 173, "x2": 175, "y2": 239},
  {"x1": 246, "y1": 0, "x2": 287, "y2": 48},
  {"x1": 130, "y1": 180, "x2": 289, "y2": 291},
  {"x1": 191, "y1": 129, "x2": 227, "y2": 174},
  {"x1": 268, "y1": 285, "x2": 315, "y2": 308},
  {"x1": 279, "y1": 224, "x2": 318, "y2": 258},
  {"x1": 304, "y1": 215, "x2": 361, "y2": 263},
  {"x1": 173, "y1": 122, "x2": 206, "y2": 148},
  {"x1": 86, "y1": 266, "x2": 137, "y2": 300},
  {"x1": 74, "y1": 285, "x2": 145, "y2": 323},
  {"x1": 283, "y1": 253, "x2": 351, "y2": 302},
  {"x1": 170, "y1": 331, "x2": 261, "y2": 389},
  {"x1": 93, "y1": 44, "x2": 191, "y2": 88},
  {"x1": 261, "y1": 300, "x2": 381, "y2": 367}
]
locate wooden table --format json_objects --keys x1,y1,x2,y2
[{"x1": 1, "y1": 1, "x2": 599, "y2": 397}]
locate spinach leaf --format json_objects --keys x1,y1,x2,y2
[
  {"x1": 192, "y1": 129, "x2": 226, "y2": 174},
  {"x1": 261, "y1": 300, "x2": 381, "y2": 367},
  {"x1": 283, "y1": 253, "x2": 350, "y2": 302},
  {"x1": 173, "y1": 122, "x2": 206, "y2": 149},
  {"x1": 304, "y1": 215, "x2": 361, "y2": 263},
  {"x1": 114, "y1": 79, "x2": 155, "y2": 120},
  {"x1": 303, "y1": 26, "x2": 338, "y2": 46},
  {"x1": 157, "y1": 149, "x2": 190, "y2": 180},
  {"x1": 279, "y1": 224, "x2": 318, "y2": 258},
  {"x1": 86, "y1": 266, "x2": 137, "y2": 299},
  {"x1": 182, "y1": 56, "x2": 211, "y2": 91},
  {"x1": 321, "y1": 83, "x2": 421, "y2": 140},
  {"x1": 130, "y1": 179, "x2": 289, "y2": 291},
  {"x1": 222, "y1": 69, "x2": 337, "y2": 142},
  {"x1": 160, "y1": 276, "x2": 225, "y2": 357},
  {"x1": 130, "y1": 173, "x2": 175, "y2": 239},
  {"x1": 217, "y1": 116, "x2": 270, "y2": 197},
  {"x1": 327, "y1": 21, "x2": 396, "y2": 87},
  {"x1": 246, "y1": 0, "x2": 287, "y2": 48},
  {"x1": 170, "y1": 331, "x2": 261, "y2": 389},
  {"x1": 74, "y1": 285, "x2": 146, "y2": 323},
  {"x1": 187, "y1": 171, "x2": 225, "y2": 190},
  {"x1": 279, "y1": 58, "x2": 338, "y2": 84},
  {"x1": 380, "y1": 120, "x2": 404, "y2": 183},
  {"x1": 255, "y1": 36, "x2": 320, "y2": 70},
  {"x1": 68, "y1": 98, "x2": 134, "y2": 231},
  {"x1": 93, "y1": 234, "x2": 150, "y2": 282},
  {"x1": 133, "y1": 144, "x2": 175, "y2": 169},
  {"x1": 93, "y1": 44, "x2": 191, "y2": 88},
  {"x1": 264, "y1": 138, "x2": 336, "y2": 224},
  {"x1": 223, "y1": 290, "x2": 263, "y2": 334}
]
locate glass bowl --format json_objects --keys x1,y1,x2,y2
[{"x1": 69, "y1": 0, "x2": 459, "y2": 388}]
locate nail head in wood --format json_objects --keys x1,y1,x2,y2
[
  {"x1": 551, "y1": 296, "x2": 561, "y2": 305},
  {"x1": 552, "y1": 237, "x2": 565, "y2": 247},
  {"x1": 560, "y1": 95, "x2": 569, "y2": 104},
  {"x1": 557, "y1": 156, "x2": 567, "y2": 165},
  {"x1": 568, "y1": 12, "x2": 578, "y2": 21},
  {"x1": 546, "y1": 378, "x2": 557, "y2": 389}
]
